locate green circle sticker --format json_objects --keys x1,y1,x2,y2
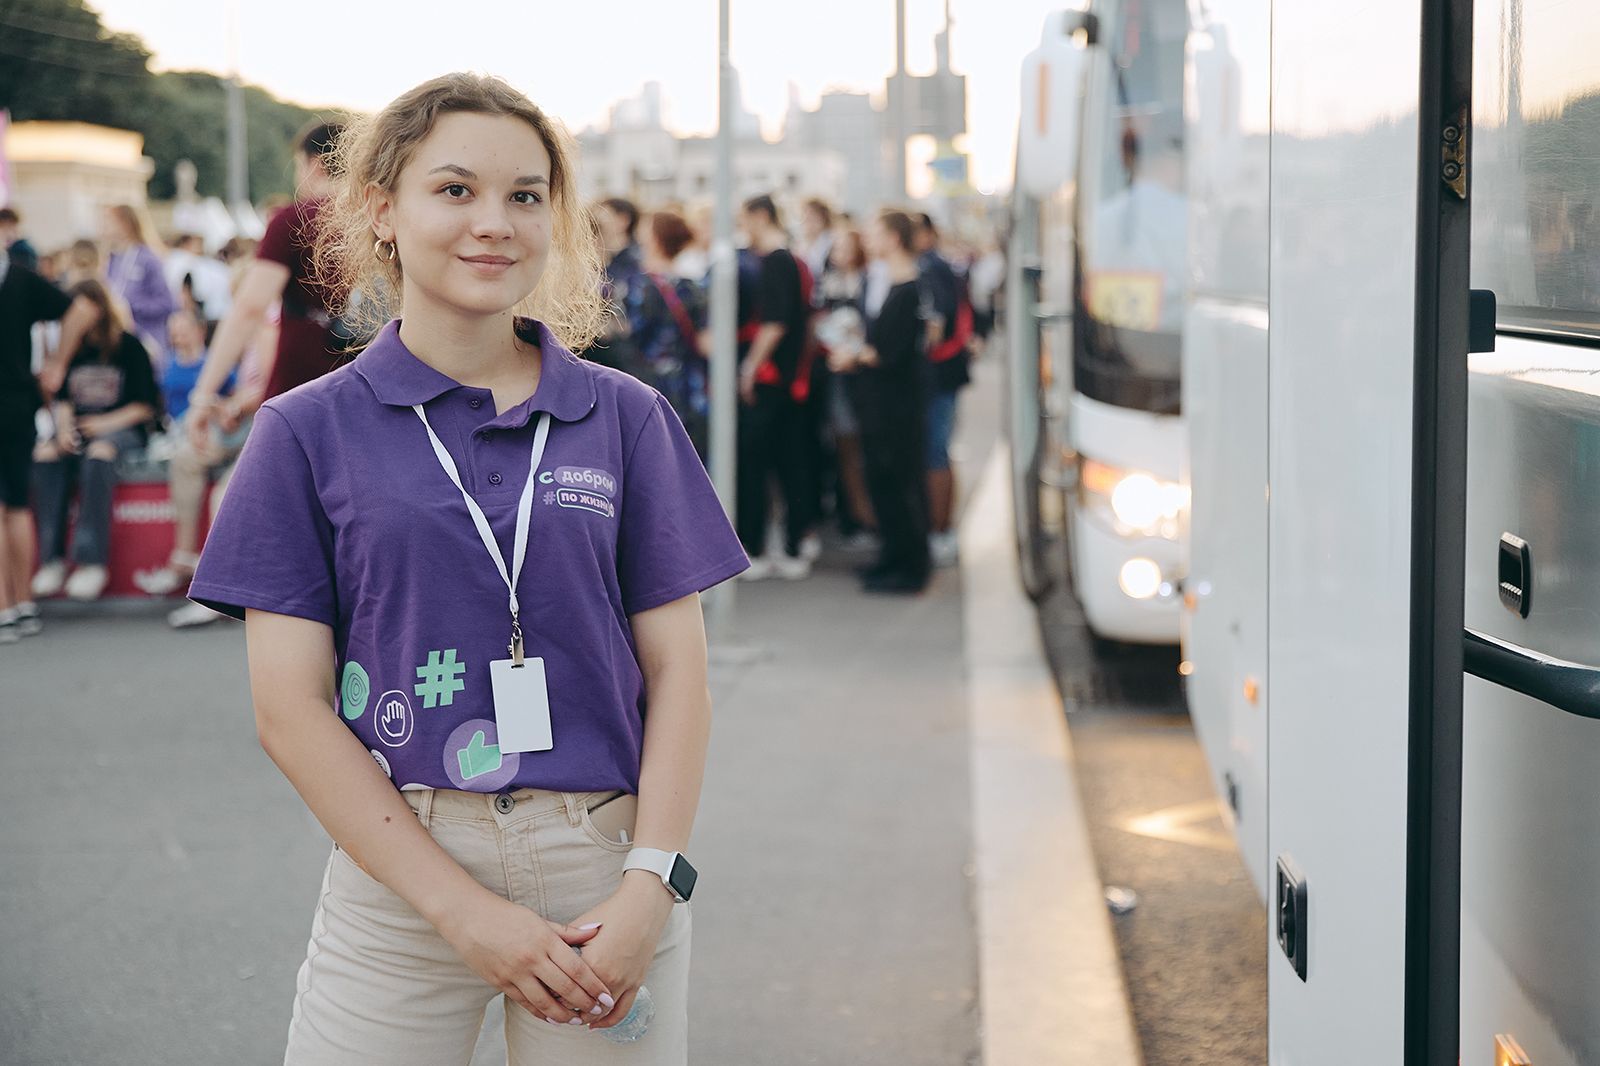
[{"x1": 340, "y1": 660, "x2": 371, "y2": 721}]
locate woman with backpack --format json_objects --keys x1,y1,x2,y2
[{"x1": 625, "y1": 210, "x2": 710, "y2": 459}]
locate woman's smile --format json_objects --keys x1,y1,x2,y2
[{"x1": 460, "y1": 253, "x2": 517, "y2": 275}]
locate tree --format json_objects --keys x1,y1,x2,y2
[
  {"x1": 1, "y1": 0, "x2": 332, "y2": 204},
  {"x1": 0, "y1": 0, "x2": 154, "y2": 130}
]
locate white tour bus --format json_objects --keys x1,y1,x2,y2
[
  {"x1": 1009, "y1": 1, "x2": 1191, "y2": 643},
  {"x1": 1179, "y1": 0, "x2": 1600, "y2": 1061}
]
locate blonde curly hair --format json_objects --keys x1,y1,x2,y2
[{"x1": 313, "y1": 73, "x2": 607, "y2": 353}]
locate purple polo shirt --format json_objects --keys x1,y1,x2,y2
[{"x1": 189, "y1": 318, "x2": 748, "y2": 794}]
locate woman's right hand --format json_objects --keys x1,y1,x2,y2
[
  {"x1": 437, "y1": 890, "x2": 616, "y2": 1026},
  {"x1": 54, "y1": 416, "x2": 81, "y2": 454},
  {"x1": 186, "y1": 398, "x2": 216, "y2": 452}
]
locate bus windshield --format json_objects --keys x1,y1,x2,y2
[{"x1": 1074, "y1": 0, "x2": 1189, "y2": 414}]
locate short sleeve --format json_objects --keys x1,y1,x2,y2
[
  {"x1": 616, "y1": 396, "x2": 748, "y2": 615},
  {"x1": 758, "y1": 253, "x2": 801, "y2": 327},
  {"x1": 188, "y1": 406, "x2": 338, "y2": 625},
  {"x1": 255, "y1": 206, "x2": 299, "y2": 270},
  {"x1": 25, "y1": 268, "x2": 72, "y2": 324},
  {"x1": 117, "y1": 334, "x2": 161, "y2": 413}
]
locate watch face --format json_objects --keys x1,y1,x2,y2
[{"x1": 667, "y1": 854, "x2": 698, "y2": 901}]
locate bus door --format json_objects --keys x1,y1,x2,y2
[{"x1": 1266, "y1": 0, "x2": 1473, "y2": 1062}]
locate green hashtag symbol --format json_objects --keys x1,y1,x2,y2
[{"x1": 415, "y1": 649, "x2": 466, "y2": 708}]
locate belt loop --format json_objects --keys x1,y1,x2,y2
[
  {"x1": 416, "y1": 788, "x2": 435, "y2": 828},
  {"x1": 561, "y1": 792, "x2": 583, "y2": 827}
]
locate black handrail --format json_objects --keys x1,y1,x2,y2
[{"x1": 1463, "y1": 629, "x2": 1600, "y2": 721}]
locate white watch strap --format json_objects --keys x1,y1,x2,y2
[{"x1": 622, "y1": 847, "x2": 676, "y2": 884}]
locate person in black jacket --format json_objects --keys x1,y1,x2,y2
[
  {"x1": 831, "y1": 209, "x2": 929, "y2": 593},
  {"x1": 30, "y1": 280, "x2": 160, "y2": 603}
]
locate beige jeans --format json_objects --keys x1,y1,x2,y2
[{"x1": 283, "y1": 787, "x2": 691, "y2": 1065}]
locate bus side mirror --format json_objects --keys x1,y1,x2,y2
[{"x1": 1066, "y1": 11, "x2": 1101, "y2": 45}]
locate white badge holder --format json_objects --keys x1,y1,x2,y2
[{"x1": 415, "y1": 405, "x2": 555, "y2": 754}]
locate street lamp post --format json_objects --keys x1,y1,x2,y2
[{"x1": 708, "y1": 0, "x2": 739, "y2": 642}]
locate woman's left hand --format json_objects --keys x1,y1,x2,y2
[
  {"x1": 75, "y1": 414, "x2": 108, "y2": 440},
  {"x1": 565, "y1": 873, "x2": 675, "y2": 1030}
]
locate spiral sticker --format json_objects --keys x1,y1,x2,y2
[{"x1": 340, "y1": 660, "x2": 371, "y2": 722}]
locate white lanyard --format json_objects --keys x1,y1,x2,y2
[{"x1": 413, "y1": 405, "x2": 551, "y2": 665}]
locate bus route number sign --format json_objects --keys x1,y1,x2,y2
[{"x1": 1087, "y1": 271, "x2": 1165, "y2": 332}]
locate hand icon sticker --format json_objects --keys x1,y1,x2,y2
[{"x1": 373, "y1": 690, "x2": 414, "y2": 748}]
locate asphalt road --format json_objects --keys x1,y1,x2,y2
[
  {"x1": 1, "y1": 362, "x2": 1002, "y2": 1066},
  {"x1": 1033, "y1": 578, "x2": 1268, "y2": 1065}
]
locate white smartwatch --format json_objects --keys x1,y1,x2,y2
[{"x1": 622, "y1": 848, "x2": 698, "y2": 903}]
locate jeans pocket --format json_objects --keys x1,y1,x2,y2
[{"x1": 577, "y1": 791, "x2": 636, "y2": 854}]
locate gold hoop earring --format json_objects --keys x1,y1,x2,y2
[{"x1": 374, "y1": 238, "x2": 397, "y2": 262}]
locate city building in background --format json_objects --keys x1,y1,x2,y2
[
  {"x1": 2, "y1": 120, "x2": 154, "y2": 250},
  {"x1": 577, "y1": 7, "x2": 973, "y2": 217}
]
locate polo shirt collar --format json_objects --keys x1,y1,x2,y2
[{"x1": 354, "y1": 318, "x2": 597, "y2": 423}]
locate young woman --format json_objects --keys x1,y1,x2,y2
[
  {"x1": 103, "y1": 204, "x2": 178, "y2": 357},
  {"x1": 187, "y1": 74, "x2": 747, "y2": 1064},
  {"x1": 814, "y1": 226, "x2": 876, "y2": 542},
  {"x1": 627, "y1": 210, "x2": 709, "y2": 458},
  {"x1": 31, "y1": 279, "x2": 161, "y2": 602},
  {"x1": 829, "y1": 209, "x2": 930, "y2": 593}
]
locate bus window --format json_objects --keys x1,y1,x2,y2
[
  {"x1": 1074, "y1": 0, "x2": 1189, "y2": 414},
  {"x1": 1471, "y1": 0, "x2": 1600, "y2": 341}
]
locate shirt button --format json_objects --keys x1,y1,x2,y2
[
  {"x1": 468, "y1": 398, "x2": 483, "y2": 409},
  {"x1": 480, "y1": 430, "x2": 494, "y2": 440},
  {"x1": 488, "y1": 472, "x2": 503, "y2": 485},
  {"x1": 495, "y1": 794, "x2": 515, "y2": 815}
]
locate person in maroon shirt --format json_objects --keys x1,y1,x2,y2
[{"x1": 186, "y1": 119, "x2": 347, "y2": 449}]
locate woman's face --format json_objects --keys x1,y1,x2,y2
[
  {"x1": 101, "y1": 210, "x2": 132, "y2": 246},
  {"x1": 866, "y1": 219, "x2": 892, "y2": 261},
  {"x1": 835, "y1": 231, "x2": 863, "y2": 269},
  {"x1": 371, "y1": 111, "x2": 554, "y2": 320}
]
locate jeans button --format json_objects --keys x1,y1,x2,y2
[{"x1": 495, "y1": 794, "x2": 515, "y2": 815}]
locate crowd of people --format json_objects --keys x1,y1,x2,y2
[
  {"x1": 0, "y1": 119, "x2": 346, "y2": 640},
  {"x1": 0, "y1": 117, "x2": 1005, "y2": 644},
  {"x1": 591, "y1": 192, "x2": 1004, "y2": 595}
]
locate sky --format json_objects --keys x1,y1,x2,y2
[{"x1": 87, "y1": 0, "x2": 1073, "y2": 195}]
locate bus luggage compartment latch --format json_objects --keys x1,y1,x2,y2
[
  {"x1": 1498, "y1": 533, "x2": 1531, "y2": 618},
  {"x1": 1275, "y1": 854, "x2": 1308, "y2": 981}
]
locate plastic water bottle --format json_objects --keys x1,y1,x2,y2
[{"x1": 597, "y1": 985, "x2": 655, "y2": 1044}]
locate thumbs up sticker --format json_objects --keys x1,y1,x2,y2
[{"x1": 443, "y1": 719, "x2": 521, "y2": 791}]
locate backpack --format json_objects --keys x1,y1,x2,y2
[{"x1": 928, "y1": 271, "x2": 974, "y2": 364}]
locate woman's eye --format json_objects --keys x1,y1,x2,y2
[
  {"x1": 511, "y1": 190, "x2": 544, "y2": 205},
  {"x1": 442, "y1": 183, "x2": 470, "y2": 199}
]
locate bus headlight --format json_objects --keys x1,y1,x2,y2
[
  {"x1": 1081, "y1": 459, "x2": 1188, "y2": 539},
  {"x1": 1111, "y1": 474, "x2": 1166, "y2": 530},
  {"x1": 1119, "y1": 558, "x2": 1163, "y2": 599}
]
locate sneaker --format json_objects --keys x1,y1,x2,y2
[
  {"x1": 15, "y1": 602, "x2": 41, "y2": 637},
  {"x1": 168, "y1": 601, "x2": 223, "y2": 629},
  {"x1": 770, "y1": 553, "x2": 812, "y2": 581},
  {"x1": 929, "y1": 530, "x2": 961, "y2": 569},
  {"x1": 739, "y1": 557, "x2": 776, "y2": 581},
  {"x1": 64, "y1": 565, "x2": 109, "y2": 601},
  {"x1": 30, "y1": 560, "x2": 67, "y2": 598},
  {"x1": 798, "y1": 533, "x2": 823, "y2": 562},
  {"x1": 843, "y1": 531, "x2": 879, "y2": 553},
  {"x1": 0, "y1": 610, "x2": 17, "y2": 645},
  {"x1": 133, "y1": 567, "x2": 189, "y2": 596}
]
